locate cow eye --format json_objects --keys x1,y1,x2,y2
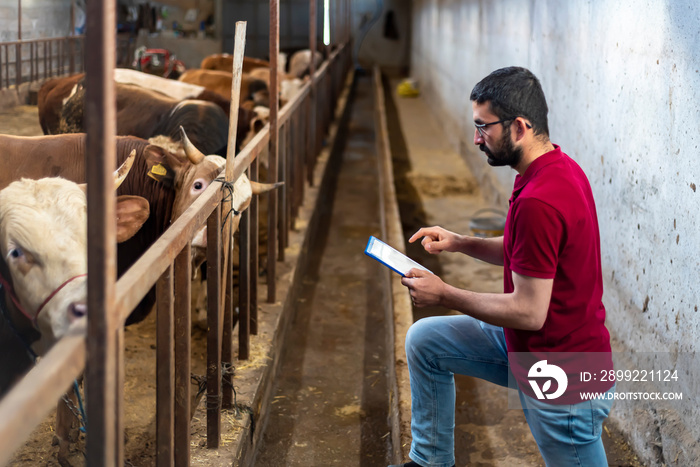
[
  {"x1": 192, "y1": 179, "x2": 208, "y2": 194},
  {"x1": 8, "y1": 247, "x2": 23, "y2": 259}
]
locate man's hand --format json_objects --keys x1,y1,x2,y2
[
  {"x1": 408, "y1": 226, "x2": 463, "y2": 255},
  {"x1": 401, "y1": 268, "x2": 445, "y2": 307}
]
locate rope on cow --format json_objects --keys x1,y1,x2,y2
[
  {"x1": 213, "y1": 177, "x2": 241, "y2": 233},
  {"x1": 0, "y1": 282, "x2": 38, "y2": 363}
]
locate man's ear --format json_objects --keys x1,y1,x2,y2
[
  {"x1": 514, "y1": 117, "x2": 531, "y2": 140},
  {"x1": 115, "y1": 195, "x2": 150, "y2": 242}
]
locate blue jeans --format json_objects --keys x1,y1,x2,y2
[{"x1": 404, "y1": 315, "x2": 614, "y2": 467}]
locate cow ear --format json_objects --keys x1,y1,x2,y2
[
  {"x1": 143, "y1": 145, "x2": 178, "y2": 187},
  {"x1": 116, "y1": 195, "x2": 150, "y2": 243}
]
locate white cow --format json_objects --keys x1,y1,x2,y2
[
  {"x1": 288, "y1": 49, "x2": 323, "y2": 79},
  {"x1": 113, "y1": 68, "x2": 206, "y2": 100},
  {"x1": 0, "y1": 152, "x2": 149, "y2": 358}
]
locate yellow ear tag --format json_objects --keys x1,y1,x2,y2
[{"x1": 151, "y1": 164, "x2": 167, "y2": 176}]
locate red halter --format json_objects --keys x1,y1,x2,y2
[{"x1": 0, "y1": 271, "x2": 87, "y2": 327}]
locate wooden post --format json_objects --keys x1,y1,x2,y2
[
  {"x1": 84, "y1": 0, "x2": 118, "y2": 465},
  {"x1": 267, "y1": 0, "x2": 280, "y2": 303},
  {"x1": 220, "y1": 21, "x2": 246, "y2": 328}
]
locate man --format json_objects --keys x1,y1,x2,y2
[{"x1": 391, "y1": 67, "x2": 614, "y2": 467}]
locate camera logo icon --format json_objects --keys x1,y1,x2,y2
[{"x1": 528, "y1": 360, "x2": 568, "y2": 400}]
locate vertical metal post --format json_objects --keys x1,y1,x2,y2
[
  {"x1": 284, "y1": 122, "x2": 293, "y2": 236},
  {"x1": 278, "y1": 122, "x2": 287, "y2": 260},
  {"x1": 267, "y1": 0, "x2": 280, "y2": 303},
  {"x1": 156, "y1": 266, "x2": 175, "y2": 467},
  {"x1": 16, "y1": 0, "x2": 21, "y2": 86},
  {"x1": 206, "y1": 206, "x2": 222, "y2": 446},
  {"x1": 85, "y1": 0, "x2": 118, "y2": 465},
  {"x1": 70, "y1": 2, "x2": 76, "y2": 74},
  {"x1": 249, "y1": 156, "x2": 259, "y2": 336},
  {"x1": 239, "y1": 199, "x2": 251, "y2": 359},
  {"x1": 307, "y1": 0, "x2": 317, "y2": 185},
  {"x1": 43, "y1": 41, "x2": 47, "y2": 80},
  {"x1": 173, "y1": 244, "x2": 192, "y2": 467}
]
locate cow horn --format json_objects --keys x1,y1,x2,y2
[
  {"x1": 250, "y1": 180, "x2": 284, "y2": 195},
  {"x1": 114, "y1": 150, "x2": 137, "y2": 189},
  {"x1": 78, "y1": 149, "x2": 136, "y2": 193},
  {"x1": 179, "y1": 126, "x2": 205, "y2": 164}
]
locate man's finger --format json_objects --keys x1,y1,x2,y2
[{"x1": 408, "y1": 228, "x2": 426, "y2": 243}]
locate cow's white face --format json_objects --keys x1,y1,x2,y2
[
  {"x1": 187, "y1": 164, "x2": 253, "y2": 269},
  {"x1": 189, "y1": 172, "x2": 253, "y2": 249},
  {"x1": 0, "y1": 178, "x2": 88, "y2": 354}
]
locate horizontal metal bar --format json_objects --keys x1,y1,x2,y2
[{"x1": 0, "y1": 330, "x2": 86, "y2": 467}]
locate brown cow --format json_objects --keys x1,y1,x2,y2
[
  {"x1": 36, "y1": 73, "x2": 84, "y2": 135},
  {"x1": 37, "y1": 71, "x2": 256, "y2": 153},
  {"x1": 200, "y1": 53, "x2": 271, "y2": 73},
  {"x1": 177, "y1": 69, "x2": 270, "y2": 107},
  {"x1": 58, "y1": 81, "x2": 229, "y2": 156}
]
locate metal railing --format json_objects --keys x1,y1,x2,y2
[
  {"x1": 0, "y1": 27, "x2": 352, "y2": 467},
  {"x1": 0, "y1": 36, "x2": 84, "y2": 90},
  {"x1": 0, "y1": 34, "x2": 136, "y2": 92}
]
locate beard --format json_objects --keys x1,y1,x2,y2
[{"x1": 479, "y1": 129, "x2": 523, "y2": 168}]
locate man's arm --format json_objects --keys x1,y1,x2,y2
[
  {"x1": 402, "y1": 269, "x2": 552, "y2": 331},
  {"x1": 409, "y1": 226, "x2": 504, "y2": 266}
]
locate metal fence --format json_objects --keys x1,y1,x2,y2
[
  {"x1": 0, "y1": 0, "x2": 352, "y2": 465},
  {"x1": 0, "y1": 36, "x2": 84, "y2": 90}
]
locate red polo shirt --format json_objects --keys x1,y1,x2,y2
[{"x1": 504, "y1": 145, "x2": 613, "y2": 403}]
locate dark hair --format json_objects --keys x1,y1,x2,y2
[{"x1": 470, "y1": 67, "x2": 549, "y2": 138}]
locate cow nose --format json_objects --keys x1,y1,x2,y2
[{"x1": 69, "y1": 302, "x2": 87, "y2": 322}]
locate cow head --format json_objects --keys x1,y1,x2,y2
[
  {"x1": 156, "y1": 128, "x2": 282, "y2": 269},
  {"x1": 0, "y1": 153, "x2": 149, "y2": 355}
]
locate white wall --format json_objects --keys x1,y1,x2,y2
[
  {"x1": 0, "y1": 0, "x2": 73, "y2": 42},
  {"x1": 411, "y1": 1, "x2": 700, "y2": 465},
  {"x1": 353, "y1": 0, "x2": 411, "y2": 73}
]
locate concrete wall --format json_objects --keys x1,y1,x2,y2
[
  {"x1": 410, "y1": 1, "x2": 700, "y2": 465},
  {"x1": 353, "y1": 0, "x2": 411, "y2": 74},
  {"x1": 0, "y1": 0, "x2": 73, "y2": 42}
]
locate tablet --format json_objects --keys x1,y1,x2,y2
[{"x1": 364, "y1": 236, "x2": 433, "y2": 277}]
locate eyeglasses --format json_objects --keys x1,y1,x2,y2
[
  {"x1": 474, "y1": 119, "x2": 513, "y2": 138},
  {"x1": 474, "y1": 119, "x2": 532, "y2": 138}
]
